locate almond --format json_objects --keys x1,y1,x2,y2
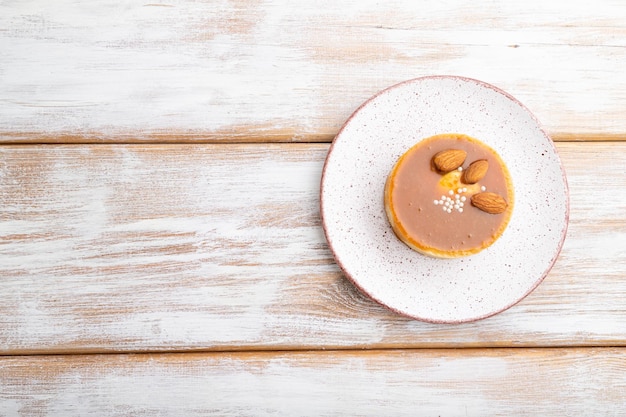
[
  {"x1": 432, "y1": 149, "x2": 467, "y2": 173},
  {"x1": 471, "y1": 192, "x2": 507, "y2": 214},
  {"x1": 462, "y1": 159, "x2": 489, "y2": 184}
]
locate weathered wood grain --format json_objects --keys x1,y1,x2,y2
[
  {"x1": 1, "y1": 348, "x2": 625, "y2": 416},
  {"x1": 0, "y1": 142, "x2": 625, "y2": 354},
  {"x1": 1, "y1": 1, "x2": 626, "y2": 142}
]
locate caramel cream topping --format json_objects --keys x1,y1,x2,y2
[{"x1": 386, "y1": 133, "x2": 514, "y2": 255}]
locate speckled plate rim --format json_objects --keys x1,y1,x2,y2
[{"x1": 320, "y1": 75, "x2": 570, "y2": 324}]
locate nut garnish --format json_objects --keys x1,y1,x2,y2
[
  {"x1": 432, "y1": 149, "x2": 467, "y2": 173},
  {"x1": 470, "y1": 192, "x2": 507, "y2": 214},
  {"x1": 462, "y1": 159, "x2": 489, "y2": 184}
]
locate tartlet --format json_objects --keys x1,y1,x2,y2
[{"x1": 384, "y1": 133, "x2": 514, "y2": 258}]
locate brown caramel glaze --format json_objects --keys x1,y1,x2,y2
[{"x1": 384, "y1": 133, "x2": 514, "y2": 258}]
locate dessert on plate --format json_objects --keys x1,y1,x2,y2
[{"x1": 384, "y1": 133, "x2": 514, "y2": 258}]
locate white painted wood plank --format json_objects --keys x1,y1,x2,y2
[
  {"x1": 1, "y1": 0, "x2": 626, "y2": 141},
  {"x1": 1, "y1": 348, "x2": 625, "y2": 416},
  {"x1": 0, "y1": 143, "x2": 625, "y2": 353}
]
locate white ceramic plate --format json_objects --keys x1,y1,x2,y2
[{"x1": 320, "y1": 76, "x2": 569, "y2": 323}]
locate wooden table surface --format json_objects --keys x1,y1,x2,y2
[{"x1": 1, "y1": 1, "x2": 626, "y2": 415}]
